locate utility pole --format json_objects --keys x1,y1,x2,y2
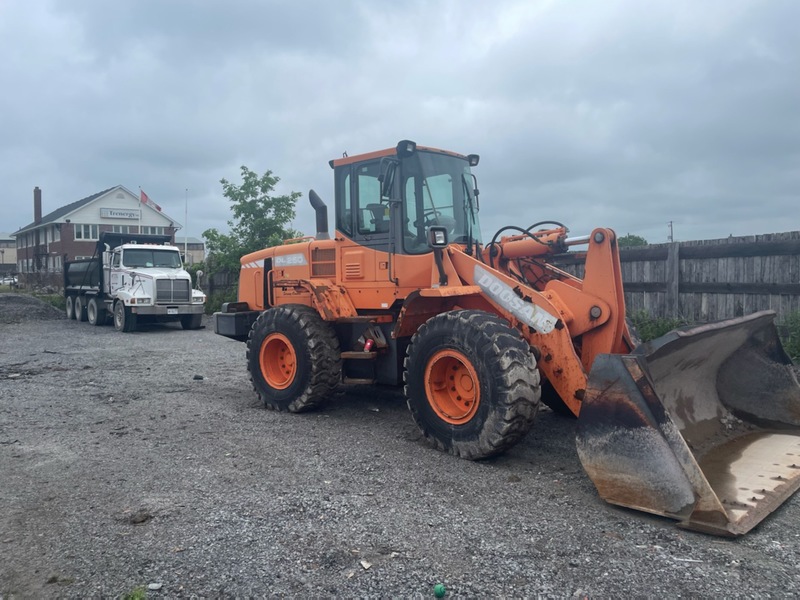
[
  {"x1": 184, "y1": 188, "x2": 189, "y2": 264},
  {"x1": 667, "y1": 220, "x2": 674, "y2": 242}
]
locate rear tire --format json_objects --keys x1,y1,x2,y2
[
  {"x1": 113, "y1": 300, "x2": 137, "y2": 333},
  {"x1": 404, "y1": 310, "x2": 541, "y2": 460},
  {"x1": 246, "y1": 305, "x2": 341, "y2": 412},
  {"x1": 75, "y1": 296, "x2": 88, "y2": 322},
  {"x1": 65, "y1": 296, "x2": 76, "y2": 320},
  {"x1": 87, "y1": 298, "x2": 106, "y2": 326},
  {"x1": 180, "y1": 313, "x2": 203, "y2": 330}
]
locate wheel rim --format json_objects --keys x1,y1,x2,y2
[
  {"x1": 259, "y1": 333, "x2": 297, "y2": 390},
  {"x1": 88, "y1": 301, "x2": 95, "y2": 322},
  {"x1": 424, "y1": 349, "x2": 481, "y2": 424},
  {"x1": 115, "y1": 304, "x2": 123, "y2": 328}
]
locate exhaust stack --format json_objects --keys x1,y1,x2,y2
[{"x1": 309, "y1": 189, "x2": 330, "y2": 240}]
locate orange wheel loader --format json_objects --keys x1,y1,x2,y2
[{"x1": 214, "y1": 140, "x2": 800, "y2": 536}]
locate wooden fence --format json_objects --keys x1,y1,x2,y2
[
  {"x1": 202, "y1": 230, "x2": 800, "y2": 323},
  {"x1": 553, "y1": 230, "x2": 800, "y2": 323}
]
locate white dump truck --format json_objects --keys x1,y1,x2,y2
[{"x1": 64, "y1": 232, "x2": 206, "y2": 332}]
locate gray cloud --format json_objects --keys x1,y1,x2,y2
[{"x1": 1, "y1": 0, "x2": 798, "y2": 246}]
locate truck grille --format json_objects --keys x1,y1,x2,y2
[{"x1": 156, "y1": 279, "x2": 190, "y2": 303}]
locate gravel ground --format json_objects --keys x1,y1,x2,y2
[{"x1": 2, "y1": 295, "x2": 800, "y2": 598}]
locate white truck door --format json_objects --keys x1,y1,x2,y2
[{"x1": 109, "y1": 250, "x2": 123, "y2": 293}]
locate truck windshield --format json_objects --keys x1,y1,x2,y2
[
  {"x1": 400, "y1": 151, "x2": 482, "y2": 254},
  {"x1": 122, "y1": 249, "x2": 182, "y2": 268}
]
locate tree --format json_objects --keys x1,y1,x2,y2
[
  {"x1": 618, "y1": 233, "x2": 648, "y2": 248},
  {"x1": 203, "y1": 166, "x2": 302, "y2": 274}
]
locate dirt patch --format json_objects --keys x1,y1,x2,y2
[
  {"x1": 1, "y1": 318, "x2": 800, "y2": 598},
  {"x1": 0, "y1": 293, "x2": 64, "y2": 324}
]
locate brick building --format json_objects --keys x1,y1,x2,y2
[
  {"x1": 13, "y1": 186, "x2": 186, "y2": 283},
  {"x1": 0, "y1": 232, "x2": 15, "y2": 276}
]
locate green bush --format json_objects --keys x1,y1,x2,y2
[
  {"x1": 628, "y1": 310, "x2": 688, "y2": 343},
  {"x1": 780, "y1": 311, "x2": 800, "y2": 362},
  {"x1": 205, "y1": 288, "x2": 238, "y2": 314}
]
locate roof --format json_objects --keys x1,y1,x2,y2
[
  {"x1": 12, "y1": 185, "x2": 181, "y2": 236},
  {"x1": 330, "y1": 144, "x2": 468, "y2": 168},
  {"x1": 13, "y1": 186, "x2": 118, "y2": 235},
  {"x1": 0, "y1": 232, "x2": 14, "y2": 241},
  {"x1": 174, "y1": 236, "x2": 204, "y2": 244}
]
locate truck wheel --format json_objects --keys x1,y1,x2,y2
[
  {"x1": 180, "y1": 314, "x2": 203, "y2": 330},
  {"x1": 246, "y1": 305, "x2": 341, "y2": 412},
  {"x1": 75, "y1": 296, "x2": 88, "y2": 322},
  {"x1": 113, "y1": 301, "x2": 137, "y2": 333},
  {"x1": 404, "y1": 310, "x2": 541, "y2": 460},
  {"x1": 65, "y1": 296, "x2": 76, "y2": 320},
  {"x1": 87, "y1": 298, "x2": 106, "y2": 326}
]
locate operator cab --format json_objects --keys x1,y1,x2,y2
[{"x1": 331, "y1": 140, "x2": 483, "y2": 255}]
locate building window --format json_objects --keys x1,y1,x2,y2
[
  {"x1": 112, "y1": 225, "x2": 134, "y2": 234},
  {"x1": 74, "y1": 224, "x2": 99, "y2": 240},
  {"x1": 141, "y1": 226, "x2": 164, "y2": 235},
  {"x1": 53, "y1": 225, "x2": 61, "y2": 242}
]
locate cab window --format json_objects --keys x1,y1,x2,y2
[{"x1": 355, "y1": 161, "x2": 389, "y2": 235}]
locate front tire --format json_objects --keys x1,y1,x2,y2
[
  {"x1": 113, "y1": 300, "x2": 137, "y2": 333},
  {"x1": 87, "y1": 298, "x2": 106, "y2": 326},
  {"x1": 404, "y1": 310, "x2": 541, "y2": 460},
  {"x1": 246, "y1": 305, "x2": 341, "y2": 412}
]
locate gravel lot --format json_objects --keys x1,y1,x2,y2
[{"x1": 2, "y1": 294, "x2": 800, "y2": 598}]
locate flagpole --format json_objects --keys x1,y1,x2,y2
[
  {"x1": 138, "y1": 186, "x2": 142, "y2": 234},
  {"x1": 184, "y1": 188, "x2": 189, "y2": 264}
]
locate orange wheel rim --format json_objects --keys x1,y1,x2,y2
[
  {"x1": 424, "y1": 349, "x2": 480, "y2": 425},
  {"x1": 260, "y1": 333, "x2": 297, "y2": 390}
]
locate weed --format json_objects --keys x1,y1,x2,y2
[
  {"x1": 36, "y1": 293, "x2": 66, "y2": 311},
  {"x1": 628, "y1": 310, "x2": 688, "y2": 343},
  {"x1": 780, "y1": 311, "x2": 800, "y2": 362},
  {"x1": 122, "y1": 586, "x2": 147, "y2": 600}
]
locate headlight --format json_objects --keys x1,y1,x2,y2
[{"x1": 134, "y1": 297, "x2": 151, "y2": 304}]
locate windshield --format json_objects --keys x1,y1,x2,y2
[
  {"x1": 122, "y1": 249, "x2": 182, "y2": 268},
  {"x1": 400, "y1": 151, "x2": 482, "y2": 254}
]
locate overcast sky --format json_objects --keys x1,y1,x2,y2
[{"x1": 2, "y1": 0, "x2": 798, "y2": 245}]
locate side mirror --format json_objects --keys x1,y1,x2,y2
[{"x1": 428, "y1": 226, "x2": 449, "y2": 249}]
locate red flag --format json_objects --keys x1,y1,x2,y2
[{"x1": 140, "y1": 189, "x2": 162, "y2": 212}]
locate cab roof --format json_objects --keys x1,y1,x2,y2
[{"x1": 329, "y1": 145, "x2": 468, "y2": 168}]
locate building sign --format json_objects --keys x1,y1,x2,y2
[{"x1": 100, "y1": 208, "x2": 140, "y2": 220}]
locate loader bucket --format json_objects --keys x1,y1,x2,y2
[{"x1": 576, "y1": 310, "x2": 800, "y2": 536}]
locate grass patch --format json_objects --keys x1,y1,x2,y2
[
  {"x1": 122, "y1": 586, "x2": 147, "y2": 600},
  {"x1": 779, "y1": 311, "x2": 800, "y2": 362},
  {"x1": 628, "y1": 310, "x2": 689, "y2": 343},
  {"x1": 36, "y1": 293, "x2": 66, "y2": 311}
]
